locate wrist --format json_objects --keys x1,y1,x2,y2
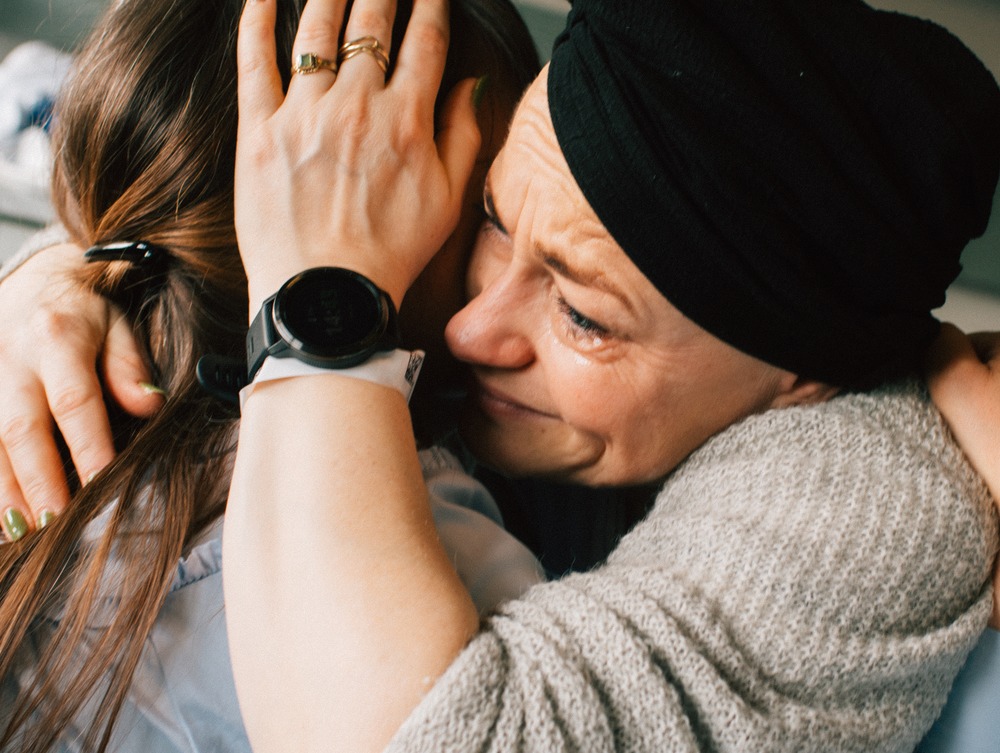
[
  {"x1": 246, "y1": 261, "x2": 408, "y2": 321},
  {"x1": 246, "y1": 267, "x2": 403, "y2": 386}
]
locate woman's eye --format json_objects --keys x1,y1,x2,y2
[
  {"x1": 482, "y1": 213, "x2": 504, "y2": 237},
  {"x1": 558, "y1": 297, "x2": 609, "y2": 339},
  {"x1": 482, "y1": 194, "x2": 508, "y2": 237}
]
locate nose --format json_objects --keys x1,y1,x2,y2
[{"x1": 445, "y1": 266, "x2": 535, "y2": 370}]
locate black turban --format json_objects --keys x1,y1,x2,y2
[{"x1": 548, "y1": 0, "x2": 1000, "y2": 387}]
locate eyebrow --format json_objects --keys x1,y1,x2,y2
[
  {"x1": 485, "y1": 177, "x2": 635, "y2": 314},
  {"x1": 537, "y1": 247, "x2": 635, "y2": 315}
]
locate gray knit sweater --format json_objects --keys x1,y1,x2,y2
[
  {"x1": 388, "y1": 381, "x2": 997, "y2": 752},
  {"x1": 5, "y1": 234, "x2": 995, "y2": 752}
]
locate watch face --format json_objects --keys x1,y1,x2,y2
[{"x1": 274, "y1": 268, "x2": 387, "y2": 360}]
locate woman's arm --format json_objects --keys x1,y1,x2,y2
[
  {"x1": 224, "y1": 0, "x2": 482, "y2": 750},
  {"x1": 927, "y1": 324, "x2": 1000, "y2": 628},
  {"x1": 0, "y1": 237, "x2": 161, "y2": 537}
]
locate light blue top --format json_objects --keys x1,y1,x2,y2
[
  {"x1": 1, "y1": 447, "x2": 545, "y2": 752},
  {"x1": 3, "y1": 438, "x2": 996, "y2": 751},
  {"x1": 917, "y1": 627, "x2": 1000, "y2": 753}
]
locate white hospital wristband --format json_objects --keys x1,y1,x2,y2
[{"x1": 239, "y1": 349, "x2": 424, "y2": 411}]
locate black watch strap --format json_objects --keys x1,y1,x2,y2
[{"x1": 245, "y1": 269, "x2": 400, "y2": 382}]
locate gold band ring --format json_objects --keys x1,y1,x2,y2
[
  {"x1": 292, "y1": 52, "x2": 338, "y2": 76},
  {"x1": 337, "y1": 36, "x2": 390, "y2": 74}
]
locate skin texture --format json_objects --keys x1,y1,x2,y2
[
  {"x1": 446, "y1": 71, "x2": 834, "y2": 486},
  {"x1": 224, "y1": 0, "x2": 838, "y2": 750},
  {"x1": 926, "y1": 324, "x2": 1000, "y2": 629},
  {"x1": 226, "y1": 1, "x2": 481, "y2": 750},
  {"x1": 0, "y1": 245, "x2": 161, "y2": 537},
  {"x1": 0, "y1": 3, "x2": 994, "y2": 748}
]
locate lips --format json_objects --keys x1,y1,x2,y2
[{"x1": 471, "y1": 377, "x2": 556, "y2": 420}]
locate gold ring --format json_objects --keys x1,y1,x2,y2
[
  {"x1": 337, "y1": 36, "x2": 390, "y2": 74},
  {"x1": 292, "y1": 52, "x2": 338, "y2": 76}
]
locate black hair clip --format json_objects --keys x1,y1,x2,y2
[{"x1": 83, "y1": 240, "x2": 167, "y2": 266}]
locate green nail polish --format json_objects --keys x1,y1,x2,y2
[
  {"x1": 38, "y1": 510, "x2": 56, "y2": 529},
  {"x1": 4, "y1": 508, "x2": 29, "y2": 542},
  {"x1": 472, "y1": 75, "x2": 490, "y2": 111},
  {"x1": 139, "y1": 381, "x2": 167, "y2": 396}
]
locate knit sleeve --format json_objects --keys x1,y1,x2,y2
[
  {"x1": 0, "y1": 223, "x2": 70, "y2": 283},
  {"x1": 386, "y1": 382, "x2": 998, "y2": 753}
]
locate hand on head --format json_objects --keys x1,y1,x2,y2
[
  {"x1": 926, "y1": 324, "x2": 1000, "y2": 628},
  {"x1": 235, "y1": 0, "x2": 483, "y2": 313},
  {"x1": 0, "y1": 244, "x2": 162, "y2": 540}
]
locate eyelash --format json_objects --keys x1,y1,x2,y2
[
  {"x1": 481, "y1": 207, "x2": 505, "y2": 237},
  {"x1": 557, "y1": 296, "x2": 609, "y2": 339}
]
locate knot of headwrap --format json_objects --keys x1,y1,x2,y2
[{"x1": 548, "y1": 0, "x2": 1000, "y2": 387}]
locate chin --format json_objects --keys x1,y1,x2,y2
[{"x1": 458, "y1": 404, "x2": 601, "y2": 483}]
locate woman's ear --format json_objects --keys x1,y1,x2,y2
[{"x1": 768, "y1": 375, "x2": 840, "y2": 409}]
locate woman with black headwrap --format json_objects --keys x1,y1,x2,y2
[
  {"x1": 218, "y1": 0, "x2": 1000, "y2": 750},
  {"x1": 0, "y1": 0, "x2": 998, "y2": 749}
]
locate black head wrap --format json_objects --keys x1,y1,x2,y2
[{"x1": 548, "y1": 0, "x2": 1000, "y2": 387}]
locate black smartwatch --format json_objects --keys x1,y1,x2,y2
[{"x1": 246, "y1": 267, "x2": 400, "y2": 382}]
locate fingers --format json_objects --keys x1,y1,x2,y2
[
  {"x1": 0, "y1": 380, "x2": 71, "y2": 539},
  {"x1": 41, "y1": 348, "x2": 117, "y2": 489},
  {"x1": 335, "y1": 0, "x2": 397, "y2": 88},
  {"x1": 392, "y1": 0, "x2": 449, "y2": 117},
  {"x1": 102, "y1": 315, "x2": 165, "y2": 419},
  {"x1": 436, "y1": 78, "x2": 483, "y2": 208},
  {"x1": 0, "y1": 449, "x2": 33, "y2": 541},
  {"x1": 237, "y1": 0, "x2": 285, "y2": 129},
  {"x1": 287, "y1": 0, "x2": 350, "y2": 96}
]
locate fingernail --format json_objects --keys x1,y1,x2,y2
[
  {"x1": 38, "y1": 510, "x2": 56, "y2": 529},
  {"x1": 85, "y1": 471, "x2": 99, "y2": 485},
  {"x1": 139, "y1": 381, "x2": 167, "y2": 396},
  {"x1": 4, "y1": 508, "x2": 29, "y2": 541},
  {"x1": 472, "y1": 75, "x2": 490, "y2": 112}
]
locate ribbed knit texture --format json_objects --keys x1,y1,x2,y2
[{"x1": 388, "y1": 381, "x2": 997, "y2": 752}]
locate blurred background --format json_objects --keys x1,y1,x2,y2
[{"x1": 0, "y1": 0, "x2": 997, "y2": 328}]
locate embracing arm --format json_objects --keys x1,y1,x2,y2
[
  {"x1": 222, "y1": 0, "x2": 482, "y2": 750},
  {"x1": 927, "y1": 324, "x2": 1000, "y2": 628},
  {"x1": 0, "y1": 235, "x2": 160, "y2": 538},
  {"x1": 226, "y1": 377, "x2": 479, "y2": 752},
  {"x1": 387, "y1": 384, "x2": 996, "y2": 752},
  {"x1": 222, "y1": 1, "x2": 996, "y2": 751}
]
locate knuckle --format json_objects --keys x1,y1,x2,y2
[
  {"x1": 0, "y1": 413, "x2": 44, "y2": 452},
  {"x1": 336, "y1": 99, "x2": 373, "y2": 144},
  {"x1": 0, "y1": 468, "x2": 22, "y2": 503},
  {"x1": 244, "y1": 133, "x2": 279, "y2": 170},
  {"x1": 395, "y1": 115, "x2": 425, "y2": 152},
  {"x1": 293, "y1": 28, "x2": 339, "y2": 56},
  {"x1": 408, "y1": 23, "x2": 448, "y2": 58},
  {"x1": 48, "y1": 384, "x2": 96, "y2": 421},
  {"x1": 237, "y1": 50, "x2": 270, "y2": 82},
  {"x1": 347, "y1": 8, "x2": 393, "y2": 36},
  {"x1": 33, "y1": 307, "x2": 82, "y2": 345},
  {"x1": 18, "y1": 476, "x2": 61, "y2": 511}
]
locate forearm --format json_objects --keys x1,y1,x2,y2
[{"x1": 223, "y1": 374, "x2": 479, "y2": 753}]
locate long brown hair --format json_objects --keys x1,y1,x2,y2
[{"x1": 0, "y1": 0, "x2": 539, "y2": 750}]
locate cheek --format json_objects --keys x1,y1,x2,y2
[{"x1": 543, "y1": 346, "x2": 639, "y2": 438}]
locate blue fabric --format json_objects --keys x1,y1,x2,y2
[
  {"x1": 917, "y1": 627, "x2": 1000, "y2": 753},
  {"x1": 2, "y1": 447, "x2": 544, "y2": 752}
]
